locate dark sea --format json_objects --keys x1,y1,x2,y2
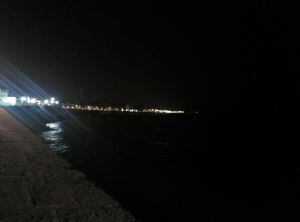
[
  {"x1": 36, "y1": 109, "x2": 294, "y2": 222},
  {"x1": 40, "y1": 111, "x2": 204, "y2": 222}
]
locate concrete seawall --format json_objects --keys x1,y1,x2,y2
[{"x1": 0, "y1": 107, "x2": 136, "y2": 222}]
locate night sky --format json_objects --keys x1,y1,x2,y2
[{"x1": 0, "y1": 1, "x2": 298, "y2": 111}]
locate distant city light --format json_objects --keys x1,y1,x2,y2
[
  {"x1": 0, "y1": 89, "x2": 60, "y2": 106},
  {"x1": 20, "y1": 97, "x2": 26, "y2": 103},
  {"x1": 2, "y1": 97, "x2": 17, "y2": 106},
  {"x1": 63, "y1": 104, "x2": 185, "y2": 114},
  {"x1": 50, "y1": 97, "x2": 55, "y2": 104},
  {"x1": 30, "y1": 98, "x2": 37, "y2": 104}
]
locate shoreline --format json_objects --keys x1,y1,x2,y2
[{"x1": 0, "y1": 107, "x2": 136, "y2": 221}]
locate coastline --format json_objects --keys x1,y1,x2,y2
[{"x1": 0, "y1": 107, "x2": 136, "y2": 221}]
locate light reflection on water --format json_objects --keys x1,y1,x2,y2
[{"x1": 41, "y1": 122, "x2": 69, "y2": 153}]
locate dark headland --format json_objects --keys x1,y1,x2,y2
[{"x1": 0, "y1": 107, "x2": 136, "y2": 222}]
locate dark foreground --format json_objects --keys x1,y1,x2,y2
[
  {"x1": 39, "y1": 108, "x2": 298, "y2": 222},
  {"x1": 3, "y1": 106, "x2": 298, "y2": 221},
  {"x1": 0, "y1": 107, "x2": 135, "y2": 222}
]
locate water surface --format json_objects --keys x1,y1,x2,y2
[{"x1": 41, "y1": 112, "x2": 202, "y2": 221}]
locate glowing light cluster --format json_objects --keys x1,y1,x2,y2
[
  {"x1": 18, "y1": 96, "x2": 59, "y2": 106},
  {"x1": 0, "y1": 89, "x2": 16, "y2": 106},
  {"x1": 63, "y1": 104, "x2": 184, "y2": 114},
  {"x1": 2, "y1": 97, "x2": 17, "y2": 106},
  {"x1": 142, "y1": 109, "x2": 184, "y2": 114}
]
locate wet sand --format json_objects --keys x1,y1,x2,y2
[{"x1": 0, "y1": 107, "x2": 135, "y2": 222}]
